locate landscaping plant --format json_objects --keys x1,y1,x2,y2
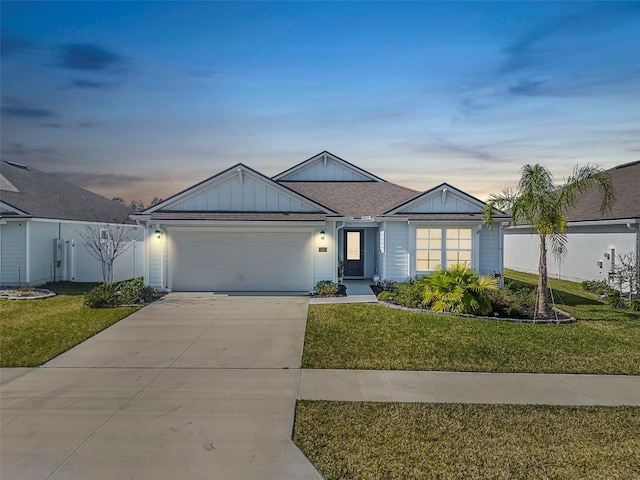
[
  {"x1": 484, "y1": 163, "x2": 614, "y2": 318},
  {"x1": 422, "y1": 264, "x2": 498, "y2": 315}
]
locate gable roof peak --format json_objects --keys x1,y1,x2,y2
[{"x1": 273, "y1": 151, "x2": 386, "y2": 183}]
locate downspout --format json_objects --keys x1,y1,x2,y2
[{"x1": 498, "y1": 222, "x2": 505, "y2": 286}]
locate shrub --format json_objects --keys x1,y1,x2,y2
[
  {"x1": 392, "y1": 277, "x2": 427, "y2": 308},
  {"x1": 629, "y1": 299, "x2": 640, "y2": 311},
  {"x1": 377, "y1": 291, "x2": 393, "y2": 302},
  {"x1": 84, "y1": 283, "x2": 118, "y2": 308},
  {"x1": 117, "y1": 278, "x2": 155, "y2": 305},
  {"x1": 508, "y1": 305, "x2": 523, "y2": 317},
  {"x1": 582, "y1": 279, "x2": 610, "y2": 295},
  {"x1": 422, "y1": 264, "x2": 498, "y2": 315},
  {"x1": 606, "y1": 293, "x2": 626, "y2": 309},
  {"x1": 315, "y1": 280, "x2": 338, "y2": 296}
]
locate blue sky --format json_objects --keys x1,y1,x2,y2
[{"x1": 2, "y1": 1, "x2": 639, "y2": 204}]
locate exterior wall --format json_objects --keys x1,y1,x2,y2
[
  {"x1": 404, "y1": 192, "x2": 481, "y2": 214},
  {"x1": 28, "y1": 221, "x2": 60, "y2": 285},
  {"x1": 478, "y1": 224, "x2": 502, "y2": 276},
  {"x1": 384, "y1": 221, "x2": 410, "y2": 281},
  {"x1": 147, "y1": 225, "x2": 165, "y2": 289},
  {"x1": 364, "y1": 227, "x2": 376, "y2": 279},
  {"x1": 504, "y1": 223, "x2": 639, "y2": 282},
  {"x1": 0, "y1": 221, "x2": 27, "y2": 285},
  {"x1": 279, "y1": 159, "x2": 372, "y2": 181},
  {"x1": 166, "y1": 173, "x2": 316, "y2": 212},
  {"x1": 313, "y1": 223, "x2": 335, "y2": 286}
]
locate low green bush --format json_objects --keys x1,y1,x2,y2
[
  {"x1": 392, "y1": 277, "x2": 427, "y2": 308},
  {"x1": 377, "y1": 291, "x2": 393, "y2": 301},
  {"x1": 84, "y1": 283, "x2": 118, "y2": 308},
  {"x1": 629, "y1": 299, "x2": 640, "y2": 311},
  {"x1": 117, "y1": 278, "x2": 155, "y2": 305},
  {"x1": 315, "y1": 280, "x2": 339, "y2": 296},
  {"x1": 606, "y1": 293, "x2": 626, "y2": 309},
  {"x1": 581, "y1": 279, "x2": 610, "y2": 295}
]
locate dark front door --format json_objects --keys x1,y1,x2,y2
[{"x1": 344, "y1": 229, "x2": 364, "y2": 277}]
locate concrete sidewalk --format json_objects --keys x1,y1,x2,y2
[{"x1": 298, "y1": 369, "x2": 640, "y2": 406}]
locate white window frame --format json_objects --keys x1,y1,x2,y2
[{"x1": 411, "y1": 224, "x2": 479, "y2": 275}]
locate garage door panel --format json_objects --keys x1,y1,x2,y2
[{"x1": 170, "y1": 230, "x2": 312, "y2": 292}]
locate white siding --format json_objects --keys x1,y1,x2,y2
[
  {"x1": 313, "y1": 224, "x2": 335, "y2": 285},
  {"x1": 165, "y1": 173, "x2": 316, "y2": 212},
  {"x1": 147, "y1": 225, "x2": 164, "y2": 289},
  {"x1": 364, "y1": 228, "x2": 376, "y2": 279},
  {"x1": 279, "y1": 158, "x2": 373, "y2": 181},
  {"x1": 505, "y1": 224, "x2": 639, "y2": 283},
  {"x1": 0, "y1": 221, "x2": 27, "y2": 285},
  {"x1": 400, "y1": 190, "x2": 483, "y2": 214},
  {"x1": 385, "y1": 222, "x2": 410, "y2": 281}
]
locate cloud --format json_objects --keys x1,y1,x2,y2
[
  {"x1": 1, "y1": 31, "x2": 35, "y2": 57},
  {"x1": 50, "y1": 171, "x2": 145, "y2": 188},
  {"x1": 56, "y1": 43, "x2": 124, "y2": 71},
  {"x1": 1, "y1": 142, "x2": 58, "y2": 156},
  {"x1": 66, "y1": 79, "x2": 116, "y2": 90},
  {"x1": 1, "y1": 105, "x2": 56, "y2": 118}
]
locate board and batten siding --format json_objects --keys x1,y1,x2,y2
[
  {"x1": 0, "y1": 221, "x2": 27, "y2": 284},
  {"x1": 384, "y1": 222, "x2": 410, "y2": 281},
  {"x1": 279, "y1": 159, "x2": 372, "y2": 182},
  {"x1": 165, "y1": 174, "x2": 316, "y2": 212},
  {"x1": 403, "y1": 193, "x2": 481, "y2": 214}
]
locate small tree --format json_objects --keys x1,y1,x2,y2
[
  {"x1": 77, "y1": 224, "x2": 137, "y2": 284},
  {"x1": 484, "y1": 164, "x2": 614, "y2": 318},
  {"x1": 611, "y1": 253, "x2": 640, "y2": 301}
]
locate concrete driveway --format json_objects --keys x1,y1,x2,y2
[{"x1": 1, "y1": 293, "x2": 322, "y2": 480}]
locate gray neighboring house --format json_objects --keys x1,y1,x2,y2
[
  {"x1": 0, "y1": 160, "x2": 143, "y2": 286},
  {"x1": 133, "y1": 151, "x2": 509, "y2": 292},
  {"x1": 505, "y1": 160, "x2": 640, "y2": 282}
]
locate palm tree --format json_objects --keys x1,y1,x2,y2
[{"x1": 483, "y1": 164, "x2": 614, "y2": 318}]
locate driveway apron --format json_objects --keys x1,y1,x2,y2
[{"x1": 1, "y1": 293, "x2": 322, "y2": 480}]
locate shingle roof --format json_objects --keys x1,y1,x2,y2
[
  {"x1": 563, "y1": 160, "x2": 640, "y2": 222},
  {"x1": 280, "y1": 181, "x2": 421, "y2": 217},
  {"x1": 0, "y1": 160, "x2": 132, "y2": 223}
]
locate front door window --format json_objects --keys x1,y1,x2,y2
[{"x1": 344, "y1": 230, "x2": 364, "y2": 276}]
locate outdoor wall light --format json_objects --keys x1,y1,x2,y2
[
  {"x1": 155, "y1": 229, "x2": 162, "y2": 239},
  {"x1": 320, "y1": 230, "x2": 325, "y2": 240}
]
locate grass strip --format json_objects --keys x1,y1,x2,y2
[
  {"x1": 294, "y1": 401, "x2": 640, "y2": 480},
  {"x1": 1, "y1": 282, "x2": 138, "y2": 367}
]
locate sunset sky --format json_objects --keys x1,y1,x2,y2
[{"x1": 2, "y1": 1, "x2": 639, "y2": 205}]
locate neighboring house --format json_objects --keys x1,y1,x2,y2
[
  {"x1": 0, "y1": 160, "x2": 143, "y2": 286},
  {"x1": 505, "y1": 160, "x2": 640, "y2": 282},
  {"x1": 133, "y1": 151, "x2": 509, "y2": 292}
]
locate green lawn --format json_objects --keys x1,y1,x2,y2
[
  {"x1": 294, "y1": 401, "x2": 640, "y2": 480},
  {"x1": 0, "y1": 283, "x2": 138, "y2": 367},
  {"x1": 302, "y1": 272, "x2": 640, "y2": 374},
  {"x1": 505, "y1": 269, "x2": 640, "y2": 321}
]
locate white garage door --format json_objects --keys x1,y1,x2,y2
[{"x1": 170, "y1": 229, "x2": 313, "y2": 292}]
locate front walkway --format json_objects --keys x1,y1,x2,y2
[
  {"x1": 298, "y1": 369, "x2": 640, "y2": 405},
  {"x1": 310, "y1": 279, "x2": 378, "y2": 304}
]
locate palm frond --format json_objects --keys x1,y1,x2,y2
[{"x1": 560, "y1": 164, "x2": 615, "y2": 215}]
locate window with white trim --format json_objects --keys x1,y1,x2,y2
[
  {"x1": 416, "y1": 228, "x2": 441, "y2": 271},
  {"x1": 445, "y1": 228, "x2": 472, "y2": 268},
  {"x1": 415, "y1": 227, "x2": 473, "y2": 272}
]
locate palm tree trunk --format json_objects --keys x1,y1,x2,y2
[{"x1": 538, "y1": 234, "x2": 549, "y2": 318}]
